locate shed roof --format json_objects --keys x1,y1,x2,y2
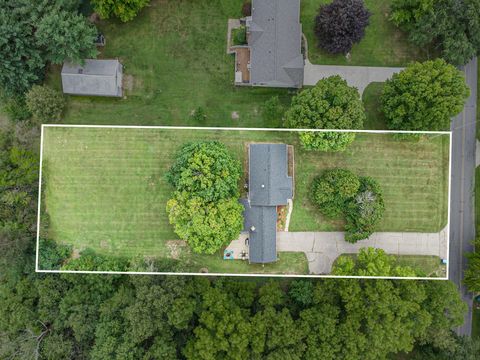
[
  {"x1": 248, "y1": 0, "x2": 304, "y2": 88},
  {"x1": 249, "y1": 143, "x2": 293, "y2": 206},
  {"x1": 241, "y1": 199, "x2": 277, "y2": 264},
  {"x1": 61, "y1": 59, "x2": 122, "y2": 97}
]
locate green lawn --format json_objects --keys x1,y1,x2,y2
[
  {"x1": 46, "y1": 0, "x2": 293, "y2": 128},
  {"x1": 41, "y1": 127, "x2": 449, "y2": 272},
  {"x1": 301, "y1": 0, "x2": 431, "y2": 66},
  {"x1": 362, "y1": 82, "x2": 387, "y2": 129}
]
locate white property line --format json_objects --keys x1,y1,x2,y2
[{"x1": 35, "y1": 124, "x2": 452, "y2": 280}]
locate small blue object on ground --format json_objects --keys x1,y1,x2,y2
[
  {"x1": 224, "y1": 250, "x2": 234, "y2": 260},
  {"x1": 441, "y1": 258, "x2": 448, "y2": 265}
]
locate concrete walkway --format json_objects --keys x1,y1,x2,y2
[
  {"x1": 303, "y1": 59, "x2": 404, "y2": 95},
  {"x1": 277, "y1": 227, "x2": 448, "y2": 274}
]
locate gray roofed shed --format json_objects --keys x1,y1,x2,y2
[
  {"x1": 61, "y1": 59, "x2": 123, "y2": 97},
  {"x1": 248, "y1": 0, "x2": 304, "y2": 88}
]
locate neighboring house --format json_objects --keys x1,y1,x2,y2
[
  {"x1": 61, "y1": 59, "x2": 123, "y2": 97},
  {"x1": 231, "y1": 0, "x2": 304, "y2": 88},
  {"x1": 242, "y1": 143, "x2": 293, "y2": 263}
]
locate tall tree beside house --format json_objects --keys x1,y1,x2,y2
[
  {"x1": 166, "y1": 141, "x2": 243, "y2": 254},
  {"x1": 381, "y1": 59, "x2": 469, "y2": 131},
  {"x1": 314, "y1": 0, "x2": 371, "y2": 54},
  {"x1": 90, "y1": 0, "x2": 150, "y2": 22},
  {"x1": 0, "y1": 0, "x2": 98, "y2": 96},
  {"x1": 285, "y1": 75, "x2": 365, "y2": 152},
  {"x1": 390, "y1": 0, "x2": 480, "y2": 65}
]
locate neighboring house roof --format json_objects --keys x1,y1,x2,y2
[
  {"x1": 61, "y1": 59, "x2": 123, "y2": 97},
  {"x1": 241, "y1": 200, "x2": 277, "y2": 263},
  {"x1": 249, "y1": 143, "x2": 293, "y2": 206},
  {"x1": 248, "y1": 0, "x2": 304, "y2": 88},
  {"x1": 243, "y1": 143, "x2": 293, "y2": 263}
]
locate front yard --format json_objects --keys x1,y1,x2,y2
[
  {"x1": 40, "y1": 126, "x2": 450, "y2": 273},
  {"x1": 301, "y1": 0, "x2": 432, "y2": 66}
]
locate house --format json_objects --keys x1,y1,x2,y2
[
  {"x1": 231, "y1": 0, "x2": 304, "y2": 88},
  {"x1": 61, "y1": 59, "x2": 123, "y2": 97},
  {"x1": 242, "y1": 143, "x2": 293, "y2": 263}
]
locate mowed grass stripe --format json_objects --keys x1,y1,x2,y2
[{"x1": 42, "y1": 127, "x2": 449, "y2": 258}]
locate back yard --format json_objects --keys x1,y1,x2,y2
[{"x1": 40, "y1": 126, "x2": 450, "y2": 273}]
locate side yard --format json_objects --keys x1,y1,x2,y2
[{"x1": 40, "y1": 127, "x2": 450, "y2": 273}]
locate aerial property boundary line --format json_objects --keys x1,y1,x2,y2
[{"x1": 35, "y1": 124, "x2": 453, "y2": 280}]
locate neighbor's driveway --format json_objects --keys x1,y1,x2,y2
[
  {"x1": 277, "y1": 227, "x2": 448, "y2": 274},
  {"x1": 303, "y1": 59, "x2": 403, "y2": 94}
]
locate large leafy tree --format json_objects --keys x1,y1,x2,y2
[
  {"x1": 90, "y1": 0, "x2": 150, "y2": 22},
  {"x1": 285, "y1": 75, "x2": 365, "y2": 151},
  {"x1": 311, "y1": 169, "x2": 384, "y2": 242},
  {"x1": 332, "y1": 247, "x2": 417, "y2": 276},
  {"x1": 0, "y1": 0, "x2": 97, "y2": 95},
  {"x1": 464, "y1": 237, "x2": 480, "y2": 292},
  {"x1": 381, "y1": 59, "x2": 469, "y2": 131},
  {"x1": 166, "y1": 141, "x2": 241, "y2": 202},
  {"x1": 390, "y1": 0, "x2": 480, "y2": 65},
  {"x1": 314, "y1": 0, "x2": 371, "y2": 54},
  {"x1": 166, "y1": 191, "x2": 243, "y2": 254}
]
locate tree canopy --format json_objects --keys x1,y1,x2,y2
[
  {"x1": 91, "y1": 0, "x2": 150, "y2": 22},
  {"x1": 390, "y1": 0, "x2": 480, "y2": 65},
  {"x1": 311, "y1": 169, "x2": 384, "y2": 242},
  {"x1": 166, "y1": 141, "x2": 241, "y2": 202},
  {"x1": 332, "y1": 247, "x2": 417, "y2": 276},
  {"x1": 285, "y1": 75, "x2": 365, "y2": 151},
  {"x1": 0, "y1": 0, "x2": 97, "y2": 96},
  {"x1": 381, "y1": 59, "x2": 469, "y2": 131},
  {"x1": 314, "y1": 0, "x2": 371, "y2": 54}
]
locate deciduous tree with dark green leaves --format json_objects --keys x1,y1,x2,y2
[
  {"x1": 285, "y1": 75, "x2": 365, "y2": 151},
  {"x1": 332, "y1": 247, "x2": 417, "y2": 276},
  {"x1": 311, "y1": 169, "x2": 384, "y2": 242},
  {"x1": 25, "y1": 85, "x2": 66, "y2": 123},
  {"x1": 0, "y1": 0, "x2": 97, "y2": 96},
  {"x1": 166, "y1": 191, "x2": 243, "y2": 254},
  {"x1": 390, "y1": 0, "x2": 480, "y2": 65},
  {"x1": 381, "y1": 59, "x2": 469, "y2": 131},
  {"x1": 166, "y1": 141, "x2": 241, "y2": 202},
  {"x1": 91, "y1": 0, "x2": 150, "y2": 22},
  {"x1": 464, "y1": 237, "x2": 480, "y2": 292}
]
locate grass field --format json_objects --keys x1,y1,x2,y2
[
  {"x1": 362, "y1": 82, "x2": 387, "y2": 130},
  {"x1": 41, "y1": 127, "x2": 450, "y2": 272},
  {"x1": 46, "y1": 0, "x2": 293, "y2": 128},
  {"x1": 301, "y1": 0, "x2": 431, "y2": 67}
]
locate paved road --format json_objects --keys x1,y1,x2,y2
[
  {"x1": 277, "y1": 228, "x2": 448, "y2": 274},
  {"x1": 303, "y1": 60, "x2": 403, "y2": 94},
  {"x1": 449, "y1": 57, "x2": 477, "y2": 336}
]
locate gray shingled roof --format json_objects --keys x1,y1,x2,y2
[
  {"x1": 241, "y1": 199, "x2": 277, "y2": 264},
  {"x1": 249, "y1": 143, "x2": 293, "y2": 206},
  {"x1": 248, "y1": 0, "x2": 304, "y2": 88},
  {"x1": 61, "y1": 59, "x2": 123, "y2": 97},
  {"x1": 242, "y1": 143, "x2": 293, "y2": 264}
]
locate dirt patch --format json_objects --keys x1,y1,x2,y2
[
  {"x1": 166, "y1": 240, "x2": 187, "y2": 259},
  {"x1": 277, "y1": 205, "x2": 287, "y2": 231},
  {"x1": 71, "y1": 248, "x2": 81, "y2": 259},
  {"x1": 231, "y1": 111, "x2": 240, "y2": 120},
  {"x1": 124, "y1": 74, "x2": 135, "y2": 91}
]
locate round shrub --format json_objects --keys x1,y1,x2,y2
[
  {"x1": 381, "y1": 59, "x2": 469, "y2": 131},
  {"x1": 166, "y1": 191, "x2": 244, "y2": 254},
  {"x1": 314, "y1": 0, "x2": 371, "y2": 54},
  {"x1": 285, "y1": 75, "x2": 365, "y2": 152},
  {"x1": 25, "y1": 85, "x2": 65, "y2": 123},
  {"x1": 311, "y1": 168, "x2": 360, "y2": 218},
  {"x1": 166, "y1": 141, "x2": 241, "y2": 202}
]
